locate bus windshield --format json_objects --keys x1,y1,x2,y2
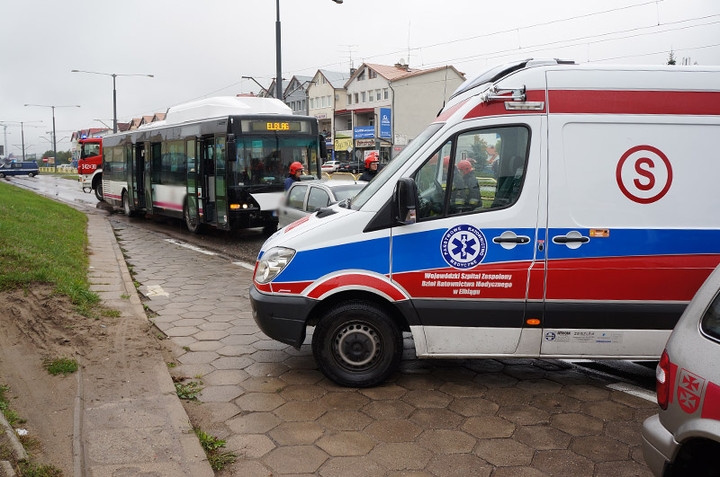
[{"x1": 232, "y1": 136, "x2": 319, "y2": 188}]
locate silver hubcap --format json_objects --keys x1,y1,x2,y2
[{"x1": 334, "y1": 322, "x2": 380, "y2": 368}]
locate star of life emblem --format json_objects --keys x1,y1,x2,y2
[
  {"x1": 440, "y1": 224, "x2": 487, "y2": 269},
  {"x1": 677, "y1": 368, "x2": 706, "y2": 414}
]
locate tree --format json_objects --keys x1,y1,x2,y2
[
  {"x1": 667, "y1": 50, "x2": 676, "y2": 65},
  {"x1": 41, "y1": 150, "x2": 72, "y2": 163}
]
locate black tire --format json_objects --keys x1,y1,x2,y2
[
  {"x1": 184, "y1": 201, "x2": 202, "y2": 234},
  {"x1": 0, "y1": 173, "x2": 4, "y2": 178},
  {"x1": 122, "y1": 192, "x2": 133, "y2": 217},
  {"x1": 94, "y1": 182, "x2": 103, "y2": 202},
  {"x1": 312, "y1": 300, "x2": 402, "y2": 387},
  {"x1": 28, "y1": 172, "x2": 35, "y2": 177}
]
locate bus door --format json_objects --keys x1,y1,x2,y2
[
  {"x1": 185, "y1": 138, "x2": 199, "y2": 224},
  {"x1": 134, "y1": 143, "x2": 146, "y2": 209},
  {"x1": 214, "y1": 136, "x2": 229, "y2": 229},
  {"x1": 149, "y1": 142, "x2": 161, "y2": 212},
  {"x1": 200, "y1": 137, "x2": 216, "y2": 225}
]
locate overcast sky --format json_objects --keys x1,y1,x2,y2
[{"x1": 2, "y1": 0, "x2": 719, "y2": 157}]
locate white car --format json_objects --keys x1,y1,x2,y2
[
  {"x1": 278, "y1": 180, "x2": 366, "y2": 228},
  {"x1": 642, "y1": 264, "x2": 720, "y2": 476},
  {"x1": 321, "y1": 161, "x2": 340, "y2": 173}
]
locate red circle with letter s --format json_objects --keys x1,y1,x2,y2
[{"x1": 616, "y1": 145, "x2": 673, "y2": 204}]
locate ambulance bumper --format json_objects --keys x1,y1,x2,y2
[{"x1": 249, "y1": 286, "x2": 313, "y2": 348}]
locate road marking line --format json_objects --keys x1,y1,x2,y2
[
  {"x1": 607, "y1": 382, "x2": 656, "y2": 402},
  {"x1": 164, "y1": 238, "x2": 216, "y2": 256},
  {"x1": 233, "y1": 261, "x2": 255, "y2": 270}
]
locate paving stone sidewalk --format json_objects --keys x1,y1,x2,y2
[{"x1": 111, "y1": 218, "x2": 656, "y2": 477}]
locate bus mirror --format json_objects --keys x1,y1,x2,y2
[
  {"x1": 319, "y1": 135, "x2": 328, "y2": 160},
  {"x1": 394, "y1": 178, "x2": 417, "y2": 225}
]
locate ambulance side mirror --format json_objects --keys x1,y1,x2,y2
[{"x1": 394, "y1": 178, "x2": 418, "y2": 225}]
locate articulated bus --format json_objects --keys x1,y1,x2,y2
[{"x1": 101, "y1": 96, "x2": 324, "y2": 232}]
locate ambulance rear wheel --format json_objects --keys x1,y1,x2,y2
[{"x1": 312, "y1": 301, "x2": 402, "y2": 388}]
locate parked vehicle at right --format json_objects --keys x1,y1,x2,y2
[
  {"x1": 278, "y1": 179, "x2": 366, "y2": 228},
  {"x1": 0, "y1": 161, "x2": 39, "y2": 178},
  {"x1": 642, "y1": 264, "x2": 720, "y2": 476}
]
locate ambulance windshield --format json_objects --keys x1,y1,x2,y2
[{"x1": 351, "y1": 123, "x2": 443, "y2": 210}]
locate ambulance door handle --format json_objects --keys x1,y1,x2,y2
[
  {"x1": 552, "y1": 231, "x2": 590, "y2": 250},
  {"x1": 493, "y1": 231, "x2": 531, "y2": 250}
]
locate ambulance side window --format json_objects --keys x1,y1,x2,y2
[
  {"x1": 414, "y1": 141, "x2": 453, "y2": 220},
  {"x1": 448, "y1": 126, "x2": 529, "y2": 215}
]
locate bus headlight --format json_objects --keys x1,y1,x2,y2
[{"x1": 254, "y1": 247, "x2": 295, "y2": 284}]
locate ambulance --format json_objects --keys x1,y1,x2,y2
[{"x1": 250, "y1": 59, "x2": 720, "y2": 387}]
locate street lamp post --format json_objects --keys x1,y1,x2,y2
[
  {"x1": 275, "y1": 0, "x2": 342, "y2": 100},
  {"x1": 0, "y1": 120, "x2": 42, "y2": 161},
  {"x1": 71, "y1": 70, "x2": 154, "y2": 133},
  {"x1": 25, "y1": 104, "x2": 80, "y2": 171}
]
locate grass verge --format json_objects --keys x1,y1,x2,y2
[{"x1": 0, "y1": 181, "x2": 99, "y2": 314}]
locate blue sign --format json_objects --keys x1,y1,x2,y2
[
  {"x1": 354, "y1": 126, "x2": 375, "y2": 139},
  {"x1": 379, "y1": 108, "x2": 392, "y2": 139}
]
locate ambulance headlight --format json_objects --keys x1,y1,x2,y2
[{"x1": 254, "y1": 247, "x2": 295, "y2": 284}]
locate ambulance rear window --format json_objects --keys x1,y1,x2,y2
[{"x1": 700, "y1": 291, "x2": 720, "y2": 343}]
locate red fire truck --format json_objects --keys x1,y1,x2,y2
[{"x1": 77, "y1": 137, "x2": 103, "y2": 200}]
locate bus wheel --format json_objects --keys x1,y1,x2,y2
[
  {"x1": 184, "y1": 202, "x2": 202, "y2": 234},
  {"x1": 94, "y1": 183, "x2": 103, "y2": 202},
  {"x1": 312, "y1": 300, "x2": 402, "y2": 388},
  {"x1": 122, "y1": 192, "x2": 133, "y2": 217}
]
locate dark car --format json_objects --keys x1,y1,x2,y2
[
  {"x1": 337, "y1": 160, "x2": 363, "y2": 174},
  {"x1": 0, "y1": 161, "x2": 40, "y2": 178}
]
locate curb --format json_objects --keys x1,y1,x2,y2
[{"x1": 0, "y1": 413, "x2": 27, "y2": 463}]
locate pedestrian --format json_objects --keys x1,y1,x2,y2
[
  {"x1": 454, "y1": 159, "x2": 481, "y2": 211},
  {"x1": 359, "y1": 153, "x2": 379, "y2": 182},
  {"x1": 285, "y1": 161, "x2": 304, "y2": 191}
]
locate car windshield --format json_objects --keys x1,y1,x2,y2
[
  {"x1": 701, "y1": 290, "x2": 720, "y2": 342},
  {"x1": 331, "y1": 184, "x2": 365, "y2": 202},
  {"x1": 350, "y1": 123, "x2": 443, "y2": 210}
]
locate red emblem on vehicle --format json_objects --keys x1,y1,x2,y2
[{"x1": 677, "y1": 368, "x2": 706, "y2": 414}]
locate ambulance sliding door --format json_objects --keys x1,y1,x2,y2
[
  {"x1": 542, "y1": 115, "x2": 703, "y2": 358},
  {"x1": 391, "y1": 118, "x2": 544, "y2": 357}
]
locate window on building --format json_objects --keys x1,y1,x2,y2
[
  {"x1": 369, "y1": 91, "x2": 374, "y2": 102},
  {"x1": 358, "y1": 70, "x2": 365, "y2": 81},
  {"x1": 376, "y1": 89, "x2": 382, "y2": 101},
  {"x1": 347, "y1": 94, "x2": 352, "y2": 105},
  {"x1": 361, "y1": 92, "x2": 366, "y2": 102},
  {"x1": 354, "y1": 93, "x2": 359, "y2": 103},
  {"x1": 346, "y1": 118, "x2": 352, "y2": 129},
  {"x1": 301, "y1": 99, "x2": 305, "y2": 111},
  {"x1": 384, "y1": 88, "x2": 389, "y2": 100},
  {"x1": 369, "y1": 70, "x2": 377, "y2": 79}
]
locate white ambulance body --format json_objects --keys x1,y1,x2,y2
[{"x1": 250, "y1": 59, "x2": 720, "y2": 387}]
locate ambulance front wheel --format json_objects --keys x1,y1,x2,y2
[{"x1": 312, "y1": 300, "x2": 402, "y2": 388}]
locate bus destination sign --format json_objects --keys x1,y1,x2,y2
[{"x1": 249, "y1": 121, "x2": 303, "y2": 133}]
